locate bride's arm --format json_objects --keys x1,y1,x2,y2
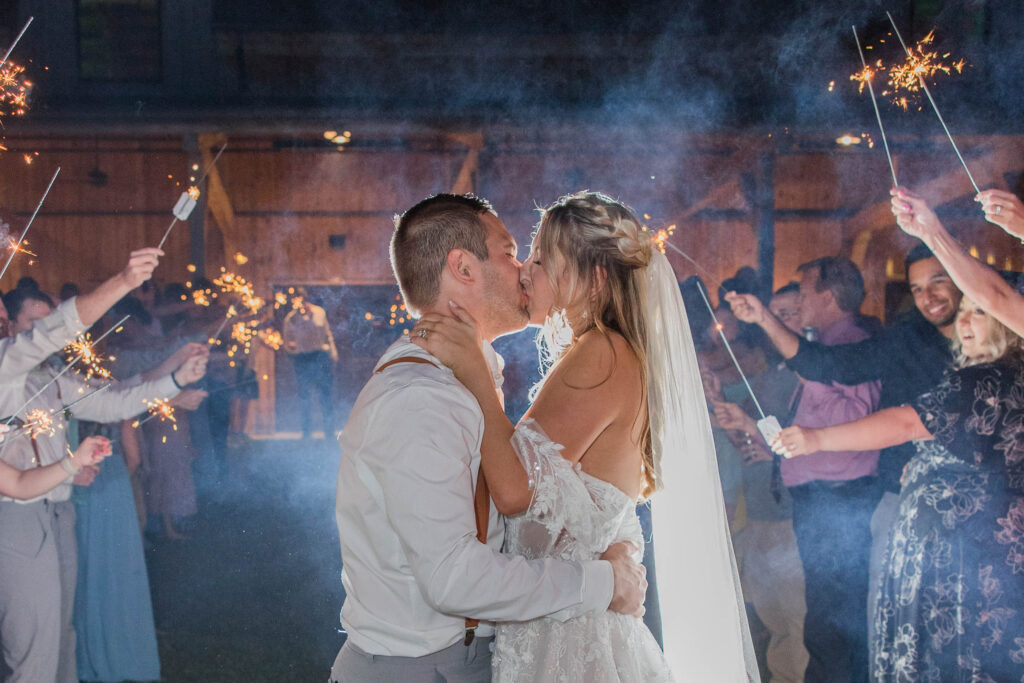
[{"x1": 413, "y1": 310, "x2": 624, "y2": 516}]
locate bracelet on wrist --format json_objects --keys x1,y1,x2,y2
[
  {"x1": 171, "y1": 372, "x2": 184, "y2": 390},
  {"x1": 59, "y1": 456, "x2": 81, "y2": 476}
]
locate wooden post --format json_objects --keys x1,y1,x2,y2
[{"x1": 755, "y1": 152, "x2": 775, "y2": 293}]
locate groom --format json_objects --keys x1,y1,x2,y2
[{"x1": 330, "y1": 194, "x2": 647, "y2": 682}]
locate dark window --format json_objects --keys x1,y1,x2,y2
[{"x1": 77, "y1": 0, "x2": 162, "y2": 82}]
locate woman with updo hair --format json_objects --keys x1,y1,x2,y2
[{"x1": 413, "y1": 191, "x2": 756, "y2": 681}]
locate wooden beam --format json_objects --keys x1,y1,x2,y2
[
  {"x1": 446, "y1": 132, "x2": 484, "y2": 194},
  {"x1": 197, "y1": 132, "x2": 237, "y2": 268},
  {"x1": 845, "y1": 142, "x2": 1024, "y2": 265}
]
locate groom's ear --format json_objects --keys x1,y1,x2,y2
[{"x1": 445, "y1": 248, "x2": 477, "y2": 286}]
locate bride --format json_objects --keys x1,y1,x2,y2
[{"x1": 412, "y1": 191, "x2": 758, "y2": 681}]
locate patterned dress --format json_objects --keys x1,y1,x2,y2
[
  {"x1": 491, "y1": 419, "x2": 674, "y2": 682},
  {"x1": 872, "y1": 355, "x2": 1024, "y2": 682}
]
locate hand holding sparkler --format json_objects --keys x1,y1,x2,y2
[
  {"x1": 172, "y1": 350, "x2": 209, "y2": 387},
  {"x1": 976, "y1": 190, "x2": 1024, "y2": 241},
  {"x1": 770, "y1": 425, "x2": 820, "y2": 459},
  {"x1": 723, "y1": 292, "x2": 770, "y2": 327},
  {"x1": 119, "y1": 248, "x2": 165, "y2": 289},
  {"x1": 68, "y1": 436, "x2": 113, "y2": 471},
  {"x1": 889, "y1": 187, "x2": 943, "y2": 241},
  {"x1": 711, "y1": 399, "x2": 757, "y2": 435}
]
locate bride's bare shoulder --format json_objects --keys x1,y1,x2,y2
[{"x1": 555, "y1": 329, "x2": 641, "y2": 393}]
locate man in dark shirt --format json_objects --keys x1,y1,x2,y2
[{"x1": 726, "y1": 243, "x2": 959, "y2": 676}]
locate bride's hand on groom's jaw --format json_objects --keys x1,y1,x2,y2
[
  {"x1": 411, "y1": 302, "x2": 486, "y2": 378},
  {"x1": 601, "y1": 541, "x2": 647, "y2": 619}
]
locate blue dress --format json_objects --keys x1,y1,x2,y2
[{"x1": 73, "y1": 424, "x2": 161, "y2": 682}]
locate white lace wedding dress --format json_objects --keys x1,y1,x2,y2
[{"x1": 491, "y1": 419, "x2": 674, "y2": 682}]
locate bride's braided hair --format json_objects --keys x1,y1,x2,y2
[{"x1": 535, "y1": 191, "x2": 657, "y2": 499}]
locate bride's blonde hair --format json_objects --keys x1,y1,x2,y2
[{"x1": 533, "y1": 191, "x2": 657, "y2": 498}]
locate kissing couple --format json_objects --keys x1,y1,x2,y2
[{"x1": 331, "y1": 191, "x2": 759, "y2": 682}]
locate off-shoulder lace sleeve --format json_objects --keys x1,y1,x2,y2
[{"x1": 509, "y1": 418, "x2": 633, "y2": 559}]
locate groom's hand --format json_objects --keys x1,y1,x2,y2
[{"x1": 602, "y1": 541, "x2": 646, "y2": 618}]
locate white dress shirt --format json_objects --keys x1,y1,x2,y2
[
  {"x1": 336, "y1": 337, "x2": 614, "y2": 657},
  {"x1": 0, "y1": 298, "x2": 87, "y2": 418},
  {"x1": 0, "y1": 367, "x2": 179, "y2": 504}
]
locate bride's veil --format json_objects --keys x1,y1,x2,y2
[{"x1": 644, "y1": 248, "x2": 760, "y2": 682}]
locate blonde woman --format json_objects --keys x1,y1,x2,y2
[
  {"x1": 774, "y1": 294, "x2": 1024, "y2": 681},
  {"x1": 413, "y1": 191, "x2": 756, "y2": 681}
]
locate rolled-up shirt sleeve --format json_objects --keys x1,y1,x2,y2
[
  {"x1": 0, "y1": 299, "x2": 87, "y2": 416},
  {"x1": 59, "y1": 373, "x2": 179, "y2": 424},
  {"x1": 366, "y1": 381, "x2": 612, "y2": 622}
]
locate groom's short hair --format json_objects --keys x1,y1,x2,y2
[{"x1": 391, "y1": 193, "x2": 494, "y2": 316}]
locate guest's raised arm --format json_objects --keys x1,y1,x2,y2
[{"x1": 891, "y1": 187, "x2": 1024, "y2": 338}]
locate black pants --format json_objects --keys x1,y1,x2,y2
[
  {"x1": 789, "y1": 476, "x2": 881, "y2": 683},
  {"x1": 292, "y1": 351, "x2": 335, "y2": 437}
]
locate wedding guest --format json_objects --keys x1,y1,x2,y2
[
  {"x1": 976, "y1": 187, "x2": 1024, "y2": 242},
  {"x1": 759, "y1": 256, "x2": 882, "y2": 682},
  {"x1": 774, "y1": 289, "x2": 1024, "y2": 681},
  {"x1": 726, "y1": 245, "x2": 960, "y2": 666},
  {"x1": 282, "y1": 287, "x2": 338, "y2": 439},
  {"x1": 893, "y1": 186, "x2": 1024, "y2": 337},
  {"x1": 0, "y1": 270, "x2": 206, "y2": 683},
  {"x1": 713, "y1": 282, "x2": 809, "y2": 683},
  {"x1": 73, "y1": 342, "x2": 203, "y2": 681}
]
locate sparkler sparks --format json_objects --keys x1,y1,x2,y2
[
  {"x1": 851, "y1": 25, "x2": 898, "y2": 187},
  {"x1": 64, "y1": 332, "x2": 114, "y2": 382},
  {"x1": 132, "y1": 398, "x2": 177, "y2": 429},
  {"x1": 259, "y1": 328, "x2": 283, "y2": 350},
  {"x1": 883, "y1": 29, "x2": 965, "y2": 111},
  {"x1": 0, "y1": 168, "x2": 60, "y2": 282},
  {"x1": 886, "y1": 12, "x2": 978, "y2": 194},
  {"x1": 22, "y1": 408, "x2": 59, "y2": 439},
  {"x1": 645, "y1": 224, "x2": 677, "y2": 254},
  {"x1": 0, "y1": 61, "x2": 31, "y2": 118},
  {"x1": 0, "y1": 17, "x2": 33, "y2": 71}
]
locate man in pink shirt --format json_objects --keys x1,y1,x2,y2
[{"x1": 784, "y1": 257, "x2": 881, "y2": 683}]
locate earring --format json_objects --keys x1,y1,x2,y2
[{"x1": 581, "y1": 310, "x2": 589, "y2": 320}]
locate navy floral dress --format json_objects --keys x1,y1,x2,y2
[{"x1": 872, "y1": 354, "x2": 1024, "y2": 682}]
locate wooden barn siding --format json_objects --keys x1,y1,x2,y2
[{"x1": 2, "y1": 133, "x2": 1021, "y2": 434}]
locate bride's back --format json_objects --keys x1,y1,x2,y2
[{"x1": 524, "y1": 327, "x2": 647, "y2": 501}]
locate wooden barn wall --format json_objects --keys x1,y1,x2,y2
[{"x1": 1, "y1": 132, "x2": 1021, "y2": 434}]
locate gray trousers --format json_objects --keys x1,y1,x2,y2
[
  {"x1": 0, "y1": 501, "x2": 61, "y2": 683},
  {"x1": 53, "y1": 501, "x2": 78, "y2": 683},
  {"x1": 330, "y1": 636, "x2": 493, "y2": 683}
]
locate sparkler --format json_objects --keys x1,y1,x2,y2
[
  {"x1": 207, "y1": 377, "x2": 259, "y2": 396},
  {"x1": 851, "y1": 26, "x2": 898, "y2": 187},
  {"x1": 0, "y1": 60, "x2": 32, "y2": 118},
  {"x1": 3, "y1": 315, "x2": 129, "y2": 427},
  {"x1": 156, "y1": 142, "x2": 227, "y2": 250},
  {"x1": 0, "y1": 16, "x2": 33, "y2": 70},
  {"x1": 662, "y1": 241, "x2": 726, "y2": 293},
  {"x1": 208, "y1": 305, "x2": 237, "y2": 345},
  {"x1": 21, "y1": 408, "x2": 59, "y2": 439},
  {"x1": 664, "y1": 241, "x2": 783, "y2": 445},
  {"x1": 60, "y1": 382, "x2": 113, "y2": 416},
  {"x1": 64, "y1": 332, "x2": 115, "y2": 382},
  {"x1": 260, "y1": 328, "x2": 283, "y2": 350},
  {"x1": 886, "y1": 13, "x2": 978, "y2": 194},
  {"x1": 132, "y1": 398, "x2": 177, "y2": 429},
  {"x1": 0, "y1": 167, "x2": 59, "y2": 282}
]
